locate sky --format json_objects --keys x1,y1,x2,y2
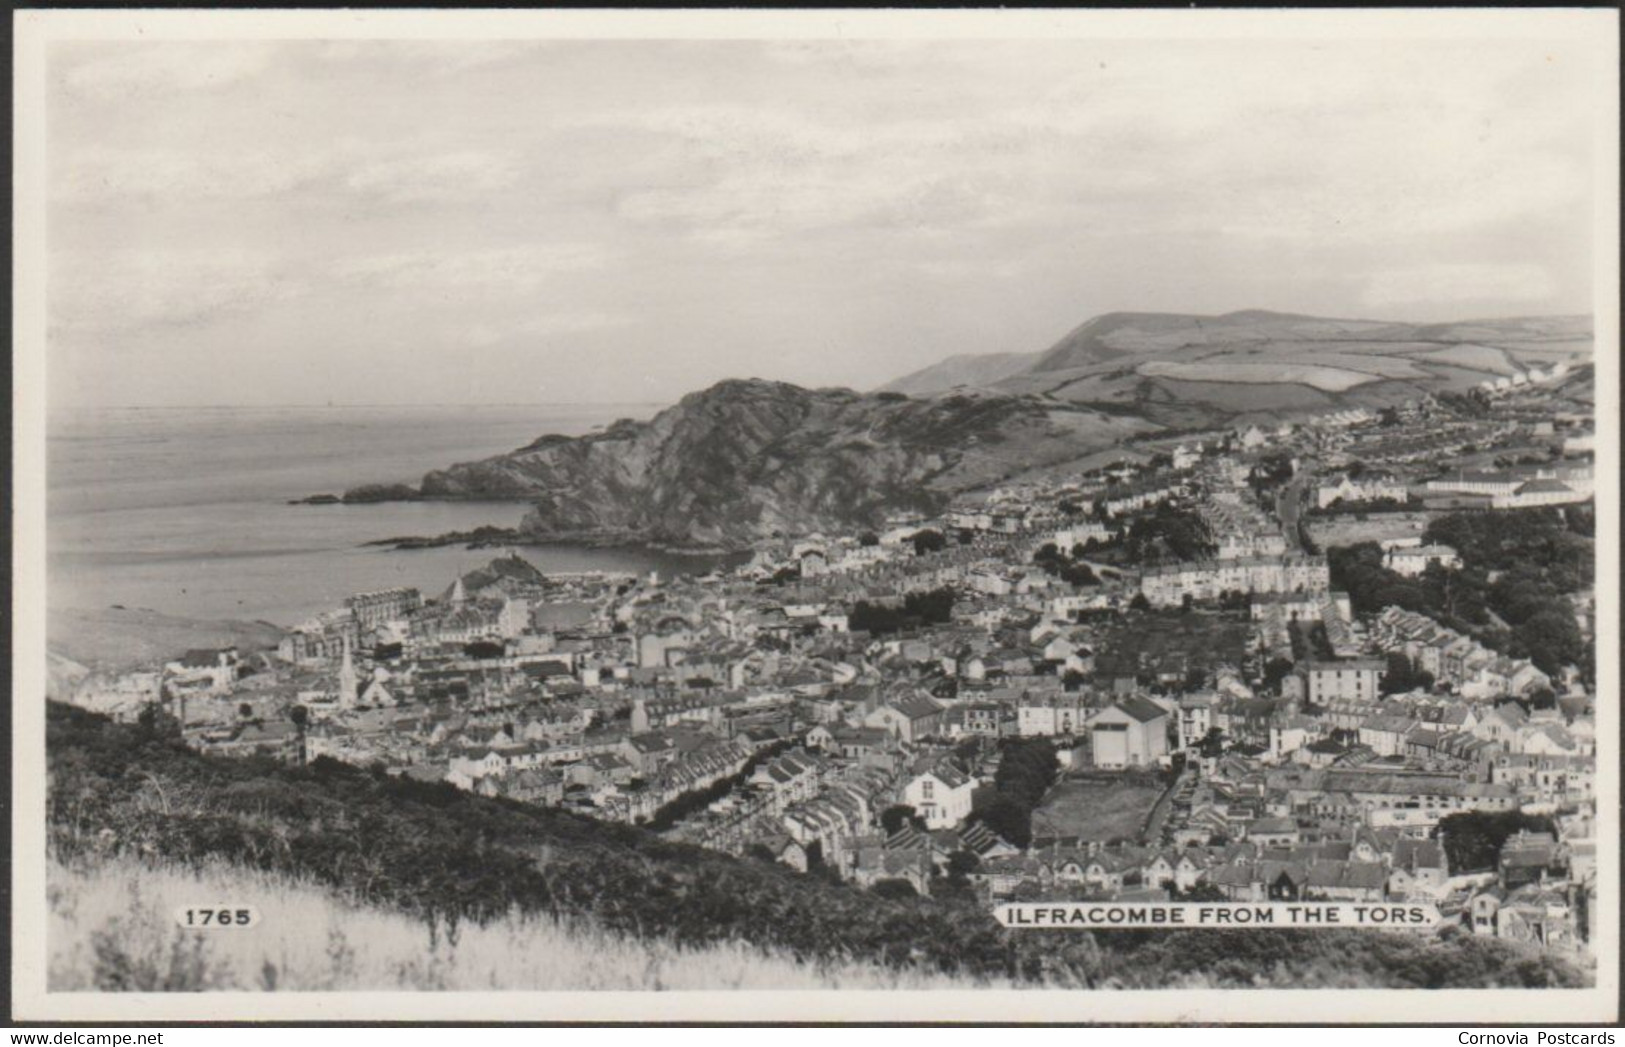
[{"x1": 45, "y1": 35, "x2": 1600, "y2": 408}]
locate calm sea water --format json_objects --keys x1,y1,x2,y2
[{"x1": 48, "y1": 404, "x2": 728, "y2": 626}]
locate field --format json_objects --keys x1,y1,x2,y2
[
  {"x1": 48, "y1": 606, "x2": 285, "y2": 673},
  {"x1": 1137, "y1": 360, "x2": 1377, "y2": 392},
  {"x1": 49, "y1": 855, "x2": 989, "y2": 992},
  {"x1": 1413, "y1": 343, "x2": 1519, "y2": 375},
  {"x1": 1030, "y1": 772, "x2": 1165, "y2": 845},
  {"x1": 1092, "y1": 610, "x2": 1252, "y2": 681}
]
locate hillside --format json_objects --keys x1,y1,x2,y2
[
  {"x1": 51, "y1": 855, "x2": 979, "y2": 991},
  {"x1": 47, "y1": 606, "x2": 286, "y2": 674},
  {"x1": 877, "y1": 351, "x2": 1042, "y2": 397},
  {"x1": 883, "y1": 310, "x2": 1592, "y2": 429},
  {"x1": 376, "y1": 379, "x2": 1158, "y2": 548},
  {"x1": 46, "y1": 702, "x2": 1588, "y2": 992}
]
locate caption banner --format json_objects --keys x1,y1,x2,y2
[{"x1": 995, "y1": 902, "x2": 1442, "y2": 929}]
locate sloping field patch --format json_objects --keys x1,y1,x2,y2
[
  {"x1": 1042, "y1": 371, "x2": 1147, "y2": 403},
  {"x1": 1031, "y1": 776, "x2": 1164, "y2": 844},
  {"x1": 1413, "y1": 343, "x2": 1519, "y2": 375},
  {"x1": 1138, "y1": 359, "x2": 1375, "y2": 392},
  {"x1": 1147, "y1": 379, "x2": 1333, "y2": 415},
  {"x1": 1488, "y1": 339, "x2": 1594, "y2": 367},
  {"x1": 1338, "y1": 378, "x2": 1428, "y2": 408},
  {"x1": 1285, "y1": 353, "x2": 1434, "y2": 380},
  {"x1": 1406, "y1": 361, "x2": 1510, "y2": 393}
]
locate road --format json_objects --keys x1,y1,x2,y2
[
  {"x1": 1139, "y1": 766, "x2": 1194, "y2": 846},
  {"x1": 1276, "y1": 477, "x2": 1310, "y2": 552},
  {"x1": 1275, "y1": 457, "x2": 1319, "y2": 552}
]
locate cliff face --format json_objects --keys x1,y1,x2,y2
[{"x1": 415, "y1": 379, "x2": 1148, "y2": 548}]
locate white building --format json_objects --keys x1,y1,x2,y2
[{"x1": 903, "y1": 764, "x2": 977, "y2": 829}]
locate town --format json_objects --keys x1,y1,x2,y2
[{"x1": 61, "y1": 369, "x2": 1597, "y2": 960}]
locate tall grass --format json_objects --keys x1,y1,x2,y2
[{"x1": 48, "y1": 855, "x2": 1002, "y2": 992}]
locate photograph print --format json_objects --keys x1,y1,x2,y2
[{"x1": 12, "y1": 7, "x2": 1619, "y2": 1024}]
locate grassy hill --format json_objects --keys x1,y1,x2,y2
[
  {"x1": 877, "y1": 351, "x2": 1043, "y2": 397},
  {"x1": 46, "y1": 702, "x2": 1589, "y2": 991},
  {"x1": 881, "y1": 310, "x2": 1593, "y2": 428}
]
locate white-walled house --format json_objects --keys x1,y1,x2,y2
[{"x1": 903, "y1": 763, "x2": 977, "y2": 829}]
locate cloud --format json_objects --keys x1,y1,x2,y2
[
  {"x1": 1362, "y1": 264, "x2": 1559, "y2": 308},
  {"x1": 342, "y1": 151, "x2": 520, "y2": 204},
  {"x1": 464, "y1": 313, "x2": 631, "y2": 347},
  {"x1": 53, "y1": 147, "x2": 332, "y2": 203},
  {"x1": 57, "y1": 43, "x2": 278, "y2": 101},
  {"x1": 49, "y1": 243, "x2": 616, "y2": 341},
  {"x1": 53, "y1": 144, "x2": 526, "y2": 208},
  {"x1": 331, "y1": 245, "x2": 614, "y2": 291},
  {"x1": 49, "y1": 249, "x2": 308, "y2": 335}
]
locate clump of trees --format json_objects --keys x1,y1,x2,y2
[
  {"x1": 848, "y1": 588, "x2": 956, "y2": 636},
  {"x1": 1033, "y1": 543, "x2": 1099, "y2": 587},
  {"x1": 911, "y1": 529, "x2": 948, "y2": 556},
  {"x1": 1380, "y1": 653, "x2": 1435, "y2": 695},
  {"x1": 1118, "y1": 504, "x2": 1215, "y2": 565},
  {"x1": 971, "y1": 738, "x2": 1060, "y2": 848},
  {"x1": 1433, "y1": 810, "x2": 1558, "y2": 874}
]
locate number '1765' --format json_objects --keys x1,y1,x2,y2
[{"x1": 176, "y1": 906, "x2": 259, "y2": 929}]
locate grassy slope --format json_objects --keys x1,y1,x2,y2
[
  {"x1": 48, "y1": 606, "x2": 286, "y2": 673},
  {"x1": 1031, "y1": 776, "x2": 1165, "y2": 844},
  {"x1": 46, "y1": 702, "x2": 1589, "y2": 990},
  {"x1": 962, "y1": 312, "x2": 1596, "y2": 419},
  {"x1": 51, "y1": 855, "x2": 981, "y2": 991}
]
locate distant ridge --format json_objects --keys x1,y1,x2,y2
[
  {"x1": 362, "y1": 309, "x2": 1590, "y2": 551},
  {"x1": 879, "y1": 311, "x2": 1593, "y2": 427}
]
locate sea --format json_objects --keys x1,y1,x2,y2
[{"x1": 47, "y1": 404, "x2": 734, "y2": 627}]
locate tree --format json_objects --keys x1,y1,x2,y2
[
  {"x1": 1512, "y1": 610, "x2": 1584, "y2": 678},
  {"x1": 136, "y1": 702, "x2": 181, "y2": 740},
  {"x1": 1197, "y1": 728, "x2": 1226, "y2": 759},
  {"x1": 1261, "y1": 657, "x2": 1296, "y2": 694},
  {"x1": 912, "y1": 529, "x2": 948, "y2": 556},
  {"x1": 289, "y1": 704, "x2": 310, "y2": 730},
  {"x1": 871, "y1": 878, "x2": 918, "y2": 900},
  {"x1": 858, "y1": 531, "x2": 880, "y2": 547},
  {"x1": 1381, "y1": 653, "x2": 1434, "y2": 695},
  {"x1": 945, "y1": 850, "x2": 980, "y2": 881},
  {"x1": 1434, "y1": 811, "x2": 1557, "y2": 874},
  {"x1": 1523, "y1": 687, "x2": 1558, "y2": 711},
  {"x1": 238, "y1": 702, "x2": 254, "y2": 720},
  {"x1": 1130, "y1": 593, "x2": 1151, "y2": 612},
  {"x1": 973, "y1": 793, "x2": 1035, "y2": 849},
  {"x1": 880, "y1": 804, "x2": 922, "y2": 835}
]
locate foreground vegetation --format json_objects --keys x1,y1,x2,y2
[
  {"x1": 48, "y1": 702, "x2": 1588, "y2": 990},
  {"x1": 50, "y1": 855, "x2": 982, "y2": 991}
]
